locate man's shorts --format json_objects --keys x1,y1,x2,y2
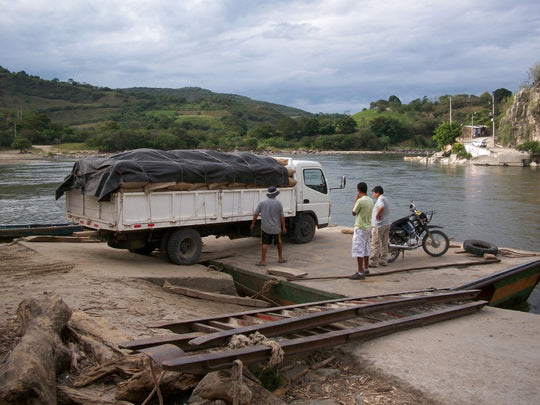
[
  {"x1": 351, "y1": 228, "x2": 370, "y2": 257},
  {"x1": 261, "y1": 230, "x2": 282, "y2": 245}
]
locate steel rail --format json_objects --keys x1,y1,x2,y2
[
  {"x1": 120, "y1": 290, "x2": 480, "y2": 351},
  {"x1": 157, "y1": 300, "x2": 487, "y2": 374}
]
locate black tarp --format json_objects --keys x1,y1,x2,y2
[{"x1": 56, "y1": 149, "x2": 290, "y2": 201}]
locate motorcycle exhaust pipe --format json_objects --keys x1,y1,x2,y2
[{"x1": 388, "y1": 243, "x2": 416, "y2": 250}]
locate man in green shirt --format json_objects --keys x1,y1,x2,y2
[{"x1": 349, "y1": 182, "x2": 374, "y2": 280}]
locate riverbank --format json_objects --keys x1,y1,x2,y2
[
  {"x1": 2, "y1": 144, "x2": 533, "y2": 169},
  {"x1": 0, "y1": 145, "x2": 430, "y2": 166}
]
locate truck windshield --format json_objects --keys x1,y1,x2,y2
[{"x1": 303, "y1": 168, "x2": 328, "y2": 194}]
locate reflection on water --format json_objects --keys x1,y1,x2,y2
[{"x1": 0, "y1": 160, "x2": 74, "y2": 224}]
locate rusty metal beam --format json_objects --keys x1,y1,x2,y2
[
  {"x1": 149, "y1": 288, "x2": 456, "y2": 333},
  {"x1": 121, "y1": 290, "x2": 479, "y2": 351},
  {"x1": 187, "y1": 290, "x2": 480, "y2": 347},
  {"x1": 157, "y1": 300, "x2": 487, "y2": 374}
]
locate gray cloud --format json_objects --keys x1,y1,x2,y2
[{"x1": 1, "y1": 0, "x2": 539, "y2": 113}]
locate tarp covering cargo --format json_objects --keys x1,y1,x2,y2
[{"x1": 56, "y1": 149, "x2": 290, "y2": 202}]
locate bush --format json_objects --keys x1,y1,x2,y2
[
  {"x1": 11, "y1": 137, "x2": 32, "y2": 152},
  {"x1": 516, "y1": 141, "x2": 540, "y2": 155},
  {"x1": 433, "y1": 121, "x2": 462, "y2": 150},
  {"x1": 451, "y1": 142, "x2": 471, "y2": 159}
]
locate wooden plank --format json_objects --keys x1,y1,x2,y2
[
  {"x1": 267, "y1": 266, "x2": 308, "y2": 278},
  {"x1": 287, "y1": 259, "x2": 501, "y2": 280},
  {"x1": 72, "y1": 231, "x2": 99, "y2": 237},
  {"x1": 197, "y1": 251, "x2": 237, "y2": 263},
  {"x1": 163, "y1": 281, "x2": 270, "y2": 307},
  {"x1": 22, "y1": 235, "x2": 99, "y2": 243}
]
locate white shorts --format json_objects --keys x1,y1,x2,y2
[{"x1": 352, "y1": 228, "x2": 371, "y2": 257}]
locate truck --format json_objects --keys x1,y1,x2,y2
[{"x1": 56, "y1": 149, "x2": 345, "y2": 265}]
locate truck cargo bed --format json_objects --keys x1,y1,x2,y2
[{"x1": 66, "y1": 188, "x2": 296, "y2": 232}]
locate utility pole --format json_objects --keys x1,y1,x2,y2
[
  {"x1": 449, "y1": 96, "x2": 452, "y2": 123},
  {"x1": 491, "y1": 92, "x2": 496, "y2": 146}
]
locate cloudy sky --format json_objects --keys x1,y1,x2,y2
[{"x1": 1, "y1": 0, "x2": 539, "y2": 113}]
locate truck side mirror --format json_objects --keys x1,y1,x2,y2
[{"x1": 331, "y1": 176, "x2": 346, "y2": 190}]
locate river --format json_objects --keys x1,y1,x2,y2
[{"x1": 1, "y1": 153, "x2": 539, "y2": 312}]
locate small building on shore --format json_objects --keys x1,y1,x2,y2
[{"x1": 462, "y1": 125, "x2": 488, "y2": 140}]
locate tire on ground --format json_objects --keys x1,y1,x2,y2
[
  {"x1": 463, "y1": 239, "x2": 498, "y2": 257},
  {"x1": 167, "y1": 227, "x2": 202, "y2": 265}
]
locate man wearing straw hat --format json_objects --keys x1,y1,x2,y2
[{"x1": 251, "y1": 186, "x2": 287, "y2": 266}]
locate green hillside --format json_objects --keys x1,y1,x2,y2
[{"x1": 0, "y1": 66, "x2": 514, "y2": 152}]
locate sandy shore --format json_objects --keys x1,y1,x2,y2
[
  {"x1": 0, "y1": 148, "x2": 51, "y2": 165},
  {"x1": 0, "y1": 146, "x2": 101, "y2": 165}
]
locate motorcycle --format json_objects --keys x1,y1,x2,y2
[{"x1": 387, "y1": 201, "x2": 449, "y2": 262}]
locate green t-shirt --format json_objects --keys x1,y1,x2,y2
[{"x1": 353, "y1": 195, "x2": 374, "y2": 231}]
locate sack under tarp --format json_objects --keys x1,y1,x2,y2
[{"x1": 56, "y1": 149, "x2": 290, "y2": 202}]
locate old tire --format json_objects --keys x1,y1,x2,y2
[
  {"x1": 463, "y1": 239, "x2": 498, "y2": 257},
  {"x1": 294, "y1": 214, "x2": 316, "y2": 244},
  {"x1": 422, "y1": 230, "x2": 449, "y2": 257},
  {"x1": 167, "y1": 228, "x2": 202, "y2": 265}
]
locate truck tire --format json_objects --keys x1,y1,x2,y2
[
  {"x1": 167, "y1": 228, "x2": 202, "y2": 265},
  {"x1": 294, "y1": 214, "x2": 316, "y2": 244},
  {"x1": 463, "y1": 239, "x2": 498, "y2": 257}
]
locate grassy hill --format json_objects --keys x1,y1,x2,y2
[
  {"x1": 0, "y1": 67, "x2": 308, "y2": 129},
  {"x1": 0, "y1": 65, "x2": 514, "y2": 152}
]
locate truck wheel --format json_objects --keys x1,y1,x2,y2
[
  {"x1": 294, "y1": 214, "x2": 316, "y2": 244},
  {"x1": 167, "y1": 228, "x2": 202, "y2": 265}
]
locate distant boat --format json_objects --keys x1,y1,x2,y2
[{"x1": 0, "y1": 223, "x2": 82, "y2": 242}]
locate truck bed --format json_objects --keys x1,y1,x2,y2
[{"x1": 66, "y1": 188, "x2": 296, "y2": 232}]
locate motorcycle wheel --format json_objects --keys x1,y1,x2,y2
[
  {"x1": 422, "y1": 230, "x2": 449, "y2": 257},
  {"x1": 387, "y1": 235, "x2": 401, "y2": 263}
]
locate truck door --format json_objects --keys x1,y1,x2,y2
[{"x1": 298, "y1": 167, "x2": 330, "y2": 226}]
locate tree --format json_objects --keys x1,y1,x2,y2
[
  {"x1": 298, "y1": 117, "x2": 319, "y2": 137},
  {"x1": 493, "y1": 88, "x2": 512, "y2": 104},
  {"x1": 388, "y1": 95, "x2": 401, "y2": 105},
  {"x1": 276, "y1": 117, "x2": 299, "y2": 140},
  {"x1": 433, "y1": 121, "x2": 462, "y2": 150},
  {"x1": 336, "y1": 116, "x2": 357, "y2": 134},
  {"x1": 370, "y1": 116, "x2": 408, "y2": 143},
  {"x1": 12, "y1": 137, "x2": 32, "y2": 152},
  {"x1": 529, "y1": 61, "x2": 540, "y2": 87}
]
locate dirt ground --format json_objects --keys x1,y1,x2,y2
[{"x1": 0, "y1": 240, "x2": 437, "y2": 404}]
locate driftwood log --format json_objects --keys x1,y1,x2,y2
[
  {"x1": 0, "y1": 293, "x2": 72, "y2": 405},
  {"x1": 0, "y1": 295, "x2": 203, "y2": 404}
]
